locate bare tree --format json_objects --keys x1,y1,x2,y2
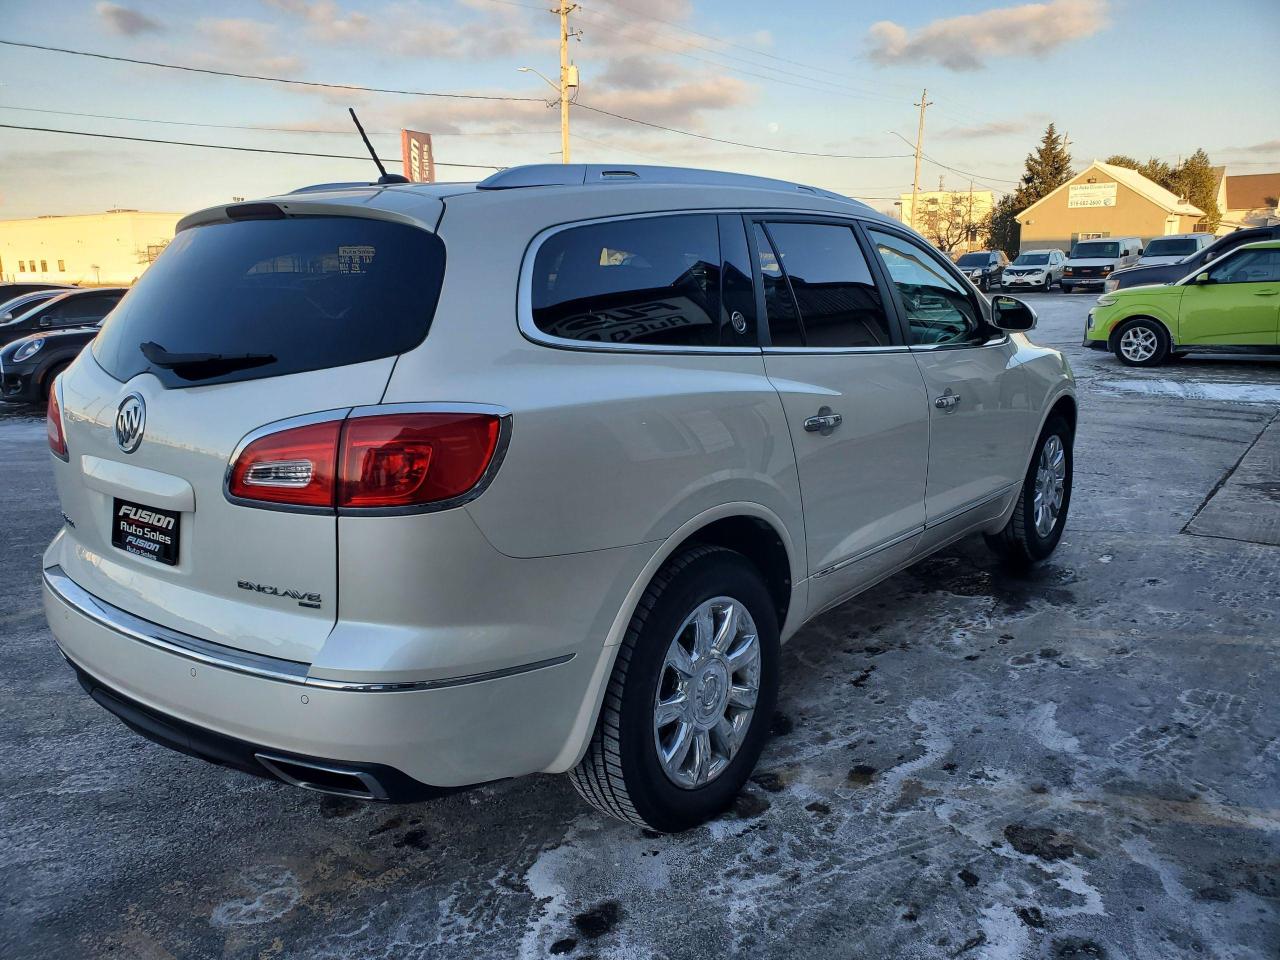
[{"x1": 920, "y1": 193, "x2": 983, "y2": 253}]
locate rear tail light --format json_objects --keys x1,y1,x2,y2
[
  {"x1": 227, "y1": 410, "x2": 505, "y2": 511},
  {"x1": 228, "y1": 420, "x2": 340, "y2": 508},
  {"x1": 47, "y1": 383, "x2": 69, "y2": 460}
]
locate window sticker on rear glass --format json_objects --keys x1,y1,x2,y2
[{"x1": 339, "y1": 245, "x2": 376, "y2": 273}]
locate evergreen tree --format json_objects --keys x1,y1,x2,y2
[
  {"x1": 986, "y1": 124, "x2": 1075, "y2": 258},
  {"x1": 1174, "y1": 148, "x2": 1221, "y2": 231},
  {"x1": 1104, "y1": 154, "x2": 1177, "y2": 192},
  {"x1": 1020, "y1": 124, "x2": 1075, "y2": 197}
]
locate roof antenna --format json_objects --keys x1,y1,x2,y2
[{"x1": 348, "y1": 107, "x2": 408, "y2": 185}]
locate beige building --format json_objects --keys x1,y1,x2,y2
[
  {"x1": 0, "y1": 210, "x2": 184, "y2": 287},
  {"x1": 1015, "y1": 161, "x2": 1204, "y2": 253},
  {"x1": 897, "y1": 188, "x2": 994, "y2": 254}
]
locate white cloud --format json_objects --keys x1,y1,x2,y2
[
  {"x1": 95, "y1": 2, "x2": 164, "y2": 36},
  {"x1": 936, "y1": 115, "x2": 1047, "y2": 140},
  {"x1": 865, "y1": 0, "x2": 1109, "y2": 71},
  {"x1": 193, "y1": 18, "x2": 305, "y2": 75}
]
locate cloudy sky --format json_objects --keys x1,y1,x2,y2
[{"x1": 1, "y1": 0, "x2": 1277, "y2": 218}]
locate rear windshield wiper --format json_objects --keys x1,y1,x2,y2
[{"x1": 140, "y1": 341, "x2": 277, "y2": 380}]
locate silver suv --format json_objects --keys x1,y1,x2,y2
[{"x1": 43, "y1": 165, "x2": 1075, "y2": 831}]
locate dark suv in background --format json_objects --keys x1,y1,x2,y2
[
  {"x1": 955, "y1": 250, "x2": 1009, "y2": 291},
  {"x1": 1106, "y1": 225, "x2": 1280, "y2": 292}
]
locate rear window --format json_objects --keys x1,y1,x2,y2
[
  {"x1": 1143, "y1": 238, "x2": 1199, "y2": 257},
  {"x1": 530, "y1": 214, "x2": 724, "y2": 347},
  {"x1": 93, "y1": 216, "x2": 444, "y2": 387}
]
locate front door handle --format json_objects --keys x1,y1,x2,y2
[
  {"x1": 804, "y1": 407, "x2": 843, "y2": 434},
  {"x1": 1254, "y1": 289, "x2": 1278, "y2": 296},
  {"x1": 934, "y1": 393, "x2": 961, "y2": 410}
]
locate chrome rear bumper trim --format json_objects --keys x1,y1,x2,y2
[{"x1": 43, "y1": 565, "x2": 573, "y2": 692}]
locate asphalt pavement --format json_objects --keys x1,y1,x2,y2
[{"x1": 1, "y1": 290, "x2": 1277, "y2": 959}]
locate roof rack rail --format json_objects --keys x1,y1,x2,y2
[
  {"x1": 475, "y1": 164, "x2": 862, "y2": 205},
  {"x1": 288, "y1": 181, "x2": 376, "y2": 195}
]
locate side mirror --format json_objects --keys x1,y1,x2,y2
[
  {"x1": 991, "y1": 295, "x2": 1037, "y2": 332},
  {"x1": 38, "y1": 318, "x2": 51, "y2": 327},
  {"x1": 1194, "y1": 272, "x2": 1212, "y2": 284}
]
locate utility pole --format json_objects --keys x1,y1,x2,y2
[
  {"x1": 909, "y1": 88, "x2": 933, "y2": 231},
  {"x1": 557, "y1": 1, "x2": 579, "y2": 164}
]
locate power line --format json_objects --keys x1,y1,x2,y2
[
  {"x1": 572, "y1": 103, "x2": 910, "y2": 159},
  {"x1": 0, "y1": 123, "x2": 503, "y2": 169},
  {"x1": 0, "y1": 39, "x2": 544, "y2": 103},
  {"x1": 0, "y1": 104, "x2": 555, "y2": 137},
  {"x1": 888, "y1": 130, "x2": 1020, "y2": 188},
  {"x1": 584, "y1": 0, "x2": 919, "y2": 93},
  {"x1": 2, "y1": 36, "x2": 912, "y2": 162},
  {"x1": 572, "y1": 5, "x2": 900, "y2": 104}
]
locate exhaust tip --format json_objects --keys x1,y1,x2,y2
[{"x1": 255, "y1": 753, "x2": 388, "y2": 801}]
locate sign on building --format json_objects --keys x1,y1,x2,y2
[
  {"x1": 401, "y1": 130, "x2": 436, "y2": 183},
  {"x1": 1067, "y1": 182, "x2": 1118, "y2": 208}
]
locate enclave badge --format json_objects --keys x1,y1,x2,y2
[{"x1": 115, "y1": 394, "x2": 146, "y2": 454}]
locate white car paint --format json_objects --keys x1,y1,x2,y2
[{"x1": 42, "y1": 166, "x2": 1075, "y2": 805}]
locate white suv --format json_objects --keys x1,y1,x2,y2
[{"x1": 43, "y1": 165, "x2": 1075, "y2": 831}]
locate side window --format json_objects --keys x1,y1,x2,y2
[
  {"x1": 1207, "y1": 249, "x2": 1280, "y2": 284},
  {"x1": 753, "y1": 222, "x2": 803, "y2": 347},
  {"x1": 756, "y1": 221, "x2": 893, "y2": 348},
  {"x1": 530, "y1": 214, "x2": 722, "y2": 347},
  {"x1": 869, "y1": 230, "x2": 984, "y2": 347}
]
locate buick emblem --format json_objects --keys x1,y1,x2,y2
[{"x1": 114, "y1": 394, "x2": 146, "y2": 454}]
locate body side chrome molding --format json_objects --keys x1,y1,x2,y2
[
  {"x1": 44, "y1": 565, "x2": 572, "y2": 692},
  {"x1": 924, "y1": 482, "x2": 1021, "y2": 530},
  {"x1": 810, "y1": 482, "x2": 1021, "y2": 580},
  {"x1": 812, "y1": 526, "x2": 924, "y2": 579}
]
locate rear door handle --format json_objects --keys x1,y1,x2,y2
[
  {"x1": 804, "y1": 407, "x2": 843, "y2": 434},
  {"x1": 1254, "y1": 289, "x2": 1278, "y2": 296},
  {"x1": 934, "y1": 393, "x2": 961, "y2": 410}
]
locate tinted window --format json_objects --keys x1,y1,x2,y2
[
  {"x1": 759, "y1": 222, "x2": 892, "y2": 348},
  {"x1": 532, "y1": 215, "x2": 722, "y2": 347},
  {"x1": 1143, "y1": 238, "x2": 1199, "y2": 257},
  {"x1": 1014, "y1": 254, "x2": 1050, "y2": 265},
  {"x1": 956, "y1": 253, "x2": 989, "y2": 267},
  {"x1": 870, "y1": 230, "x2": 984, "y2": 346},
  {"x1": 93, "y1": 217, "x2": 444, "y2": 388},
  {"x1": 1207, "y1": 248, "x2": 1280, "y2": 284},
  {"x1": 753, "y1": 223, "x2": 802, "y2": 347},
  {"x1": 47, "y1": 294, "x2": 119, "y2": 325}
]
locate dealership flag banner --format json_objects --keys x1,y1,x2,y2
[{"x1": 401, "y1": 130, "x2": 435, "y2": 183}]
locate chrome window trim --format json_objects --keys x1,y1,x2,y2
[
  {"x1": 763, "y1": 345, "x2": 912, "y2": 356},
  {"x1": 221, "y1": 402, "x2": 513, "y2": 517},
  {"x1": 44, "y1": 564, "x2": 572, "y2": 692},
  {"x1": 516, "y1": 207, "x2": 901, "y2": 355}
]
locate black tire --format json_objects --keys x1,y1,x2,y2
[
  {"x1": 1042, "y1": 274, "x2": 1052, "y2": 292},
  {"x1": 41, "y1": 361, "x2": 70, "y2": 401},
  {"x1": 985, "y1": 416, "x2": 1072, "y2": 568},
  {"x1": 569, "y1": 544, "x2": 780, "y2": 832},
  {"x1": 1112, "y1": 317, "x2": 1169, "y2": 367}
]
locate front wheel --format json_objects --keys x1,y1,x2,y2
[
  {"x1": 1113, "y1": 318, "x2": 1169, "y2": 367},
  {"x1": 985, "y1": 417, "x2": 1072, "y2": 567},
  {"x1": 569, "y1": 545, "x2": 780, "y2": 832}
]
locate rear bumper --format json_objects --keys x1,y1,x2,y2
[{"x1": 43, "y1": 564, "x2": 602, "y2": 790}]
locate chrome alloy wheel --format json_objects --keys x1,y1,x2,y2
[
  {"x1": 1033, "y1": 434, "x2": 1067, "y2": 538},
  {"x1": 653, "y1": 596, "x2": 761, "y2": 790},
  {"x1": 1118, "y1": 325, "x2": 1158, "y2": 362}
]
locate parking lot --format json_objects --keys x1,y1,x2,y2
[{"x1": 2, "y1": 291, "x2": 1277, "y2": 959}]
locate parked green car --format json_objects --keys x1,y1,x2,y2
[{"x1": 1083, "y1": 239, "x2": 1280, "y2": 366}]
